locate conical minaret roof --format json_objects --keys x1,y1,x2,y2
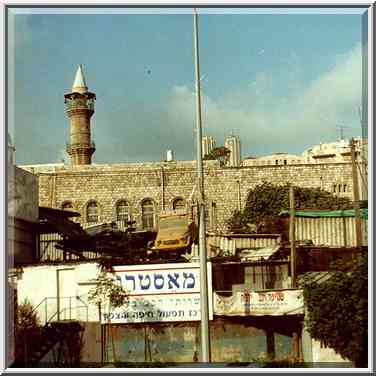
[{"x1": 72, "y1": 64, "x2": 88, "y2": 93}]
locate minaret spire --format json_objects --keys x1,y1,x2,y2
[{"x1": 72, "y1": 64, "x2": 88, "y2": 93}]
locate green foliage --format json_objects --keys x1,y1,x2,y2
[
  {"x1": 204, "y1": 146, "x2": 230, "y2": 166},
  {"x1": 16, "y1": 299, "x2": 40, "y2": 332},
  {"x1": 302, "y1": 254, "x2": 368, "y2": 367},
  {"x1": 88, "y1": 269, "x2": 128, "y2": 309},
  {"x1": 227, "y1": 182, "x2": 351, "y2": 233}
]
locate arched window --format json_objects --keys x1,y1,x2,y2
[
  {"x1": 87, "y1": 201, "x2": 98, "y2": 223},
  {"x1": 116, "y1": 200, "x2": 130, "y2": 222},
  {"x1": 142, "y1": 199, "x2": 154, "y2": 229},
  {"x1": 173, "y1": 198, "x2": 185, "y2": 211},
  {"x1": 62, "y1": 201, "x2": 73, "y2": 211}
]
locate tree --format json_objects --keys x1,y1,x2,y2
[
  {"x1": 88, "y1": 264, "x2": 129, "y2": 364},
  {"x1": 204, "y1": 146, "x2": 230, "y2": 166},
  {"x1": 302, "y1": 254, "x2": 368, "y2": 367},
  {"x1": 14, "y1": 299, "x2": 41, "y2": 364},
  {"x1": 88, "y1": 264, "x2": 128, "y2": 310},
  {"x1": 226, "y1": 182, "x2": 351, "y2": 234}
]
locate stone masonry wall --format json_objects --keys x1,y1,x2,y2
[{"x1": 23, "y1": 160, "x2": 354, "y2": 232}]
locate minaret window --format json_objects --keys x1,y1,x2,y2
[
  {"x1": 142, "y1": 199, "x2": 155, "y2": 230},
  {"x1": 87, "y1": 201, "x2": 98, "y2": 223},
  {"x1": 116, "y1": 200, "x2": 130, "y2": 222}
]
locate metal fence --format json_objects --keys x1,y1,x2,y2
[
  {"x1": 31, "y1": 296, "x2": 89, "y2": 326},
  {"x1": 38, "y1": 233, "x2": 99, "y2": 262}
]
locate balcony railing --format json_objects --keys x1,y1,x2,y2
[
  {"x1": 65, "y1": 99, "x2": 95, "y2": 112},
  {"x1": 66, "y1": 141, "x2": 96, "y2": 153}
]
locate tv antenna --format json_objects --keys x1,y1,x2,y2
[{"x1": 336, "y1": 124, "x2": 358, "y2": 140}]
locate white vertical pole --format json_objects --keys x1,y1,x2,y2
[
  {"x1": 193, "y1": 8, "x2": 211, "y2": 363},
  {"x1": 350, "y1": 138, "x2": 362, "y2": 251}
]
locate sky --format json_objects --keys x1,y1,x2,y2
[{"x1": 7, "y1": 7, "x2": 367, "y2": 165}]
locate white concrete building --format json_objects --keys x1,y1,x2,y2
[
  {"x1": 225, "y1": 134, "x2": 241, "y2": 167},
  {"x1": 242, "y1": 152, "x2": 305, "y2": 167},
  {"x1": 202, "y1": 135, "x2": 216, "y2": 157}
]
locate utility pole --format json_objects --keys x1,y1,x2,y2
[
  {"x1": 289, "y1": 184, "x2": 300, "y2": 361},
  {"x1": 289, "y1": 185, "x2": 297, "y2": 288},
  {"x1": 193, "y1": 8, "x2": 211, "y2": 363},
  {"x1": 350, "y1": 138, "x2": 362, "y2": 251}
]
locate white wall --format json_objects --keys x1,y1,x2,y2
[
  {"x1": 311, "y1": 339, "x2": 351, "y2": 364},
  {"x1": 17, "y1": 262, "x2": 101, "y2": 324}
]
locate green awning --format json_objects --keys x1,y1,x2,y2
[{"x1": 279, "y1": 208, "x2": 368, "y2": 219}]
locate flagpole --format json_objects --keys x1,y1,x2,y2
[{"x1": 193, "y1": 7, "x2": 211, "y2": 363}]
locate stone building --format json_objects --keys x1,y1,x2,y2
[{"x1": 20, "y1": 66, "x2": 357, "y2": 232}]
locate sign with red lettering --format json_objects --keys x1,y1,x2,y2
[{"x1": 214, "y1": 289, "x2": 304, "y2": 316}]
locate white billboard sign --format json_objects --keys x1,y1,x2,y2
[
  {"x1": 101, "y1": 262, "x2": 213, "y2": 324},
  {"x1": 214, "y1": 289, "x2": 304, "y2": 316}
]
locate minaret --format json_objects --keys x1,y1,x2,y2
[{"x1": 64, "y1": 65, "x2": 96, "y2": 165}]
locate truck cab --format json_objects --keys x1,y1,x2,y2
[{"x1": 151, "y1": 209, "x2": 197, "y2": 254}]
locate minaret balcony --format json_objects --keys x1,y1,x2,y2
[
  {"x1": 66, "y1": 141, "x2": 96, "y2": 154},
  {"x1": 64, "y1": 99, "x2": 95, "y2": 113}
]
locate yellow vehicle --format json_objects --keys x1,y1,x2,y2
[{"x1": 152, "y1": 209, "x2": 197, "y2": 254}]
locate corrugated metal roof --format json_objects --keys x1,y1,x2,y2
[{"x1": 239, "y1": 245, "x2": 280, "y2": 262}]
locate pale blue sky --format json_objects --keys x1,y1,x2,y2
[{"x1": 8, "y1": 7, "x2": 366, "y2": 164}]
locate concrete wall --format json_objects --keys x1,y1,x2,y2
[
  {"x1": 104, "y1": 320, "x2": 293, "y2": 364},
  {"x1": 301, "y1": 313, "x2": 352, "y2": 365},
  {"x1": 311, "y1": 339, "x2": 350, "y2": 364},
  {"x1": 20, "y1": 161, "x2": 354, "y2": 232},
  {"x1": 8, "y1": 219, "x2": 37, "y2": 266},
  {"x1": 8, "y1": 166, "x2": 39, "y2": 266},
  {"x1": 8, "y1": 166, "x2": 38, "y2": 222}
]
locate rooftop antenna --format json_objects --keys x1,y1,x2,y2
[{"x1": 336, "y1": 124, "x2": 347, "y2": 140}]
